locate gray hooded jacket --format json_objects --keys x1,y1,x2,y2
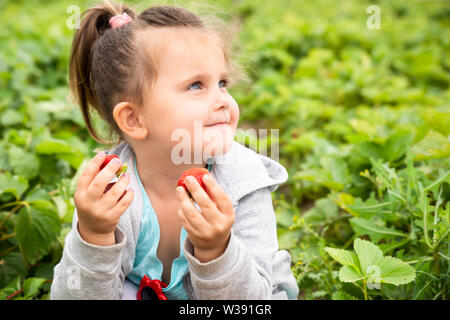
[{"x1": 50, "y1": 141, "x2": 299, "y2": 300}]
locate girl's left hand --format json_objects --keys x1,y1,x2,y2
[{"x1": 175, "y1": 173, "x2": 235, "y2": 262}]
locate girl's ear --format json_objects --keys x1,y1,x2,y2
[{"x1": 113, "y1": 101, "x2": 148, "y2": 140}]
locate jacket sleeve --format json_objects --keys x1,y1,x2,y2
[
  {"x1": 50, "y1": 208, "x2": 127, "y2": 300},
  {"x1": 183, "y1": 186, "x2": 298, "y2": 299}
]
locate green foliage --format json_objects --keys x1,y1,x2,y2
[
  {"x1": 0, "y1": 0, "x2": 99, "y2": 299},
  {"x1": 260, "y1": 0, "x2": 449, "y2": 300},
  {"x1": 325, "y1": 239, "x2": 416, "y2": 299},
  {"x1": 0, "y1": 0, "x2": 449, "y2": 300}
]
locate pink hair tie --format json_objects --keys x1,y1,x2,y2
[{"x1": 109, "y1": 12, "x2": 131, "y2": 29}]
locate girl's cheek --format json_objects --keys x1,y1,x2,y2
[{"x1": 231, "y1": 105, "x2": 240, "y2": 126}]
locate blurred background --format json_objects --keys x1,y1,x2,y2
[{"x1": 0, "y1": 0, "x2": 448, "y2": 300}]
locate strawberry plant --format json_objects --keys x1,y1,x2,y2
[{"x1": 325, "y1": 238, "x2": 416, "y2": 299}]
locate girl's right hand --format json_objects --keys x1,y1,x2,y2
[{"x1": 74, "y1": 151, "x2": 134, "y2": 246}]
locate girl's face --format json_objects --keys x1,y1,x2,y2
[{"x1": 140, "y1": 28, "x2": 239, "y2": 164}]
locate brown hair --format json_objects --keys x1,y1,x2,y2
[{"x1": 69, "y1": 0, "x2": 250, "y2": 146}]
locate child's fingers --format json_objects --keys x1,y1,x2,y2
[
  {"x1": 77, "y1": 151, "x2": 106, "y2": 192},
  {"x1": 87, "y1": 156, "x2": 123, "y2": 200},
  {"x1": 201, "y1": 174, "x2": 234, "y2": 217},
  {"x1": 101, "y1": 172, "x2": 131, "y2": 210},
  {"x1": 181, "y1": 176, "x2": 221, "y2": 225},
  {"x1": 176, "y1": 207, "x2": 202, "y2": 239},
  {"x1": 108, "y1": 188, "x2": 134, "y2": 221},
  {"x1": 176, "y1": 186, "x2": 210, "y2": 229}
]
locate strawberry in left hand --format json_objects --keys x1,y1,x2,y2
[
  {"x1": 99, "y1": 154, "x2": 128, "y2": 194},
  {"x1": 175, "y1": 169, "x2": 235, "y2": 263}
]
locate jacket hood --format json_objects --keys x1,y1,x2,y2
[
  {"x1": 208, "y1": 141, "x2": 288, "y2": 207},
  {"x1": 103, "y1": 140, "x2": 288, "y2": 208}
]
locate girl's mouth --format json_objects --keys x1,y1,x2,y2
[{"x1": 207, "y1": 122, "x2": 228, "y2": 127}]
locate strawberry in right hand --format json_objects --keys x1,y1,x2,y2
[{"x1": 177, "y1": 167, "x2": 210, "y2": 200}]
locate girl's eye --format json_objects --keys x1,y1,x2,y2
[
  {"x1": 187, "y1": 79, "x2": 229, "y2": 91},
  {"x1": 219, "y1": 79, "x2": 228, "y2": 88},
  {"x1": 188, "y1": 81, "x2": 202, "y2": 90}
]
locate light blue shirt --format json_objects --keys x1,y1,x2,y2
[{"x1": 127, "y1": 157, "x2": 212, "y2": 300}]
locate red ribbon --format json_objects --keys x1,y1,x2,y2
[{"x1": 137, "y1": 275, "x2": 168, "y2": 300}]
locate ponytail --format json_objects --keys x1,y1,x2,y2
[{"x1": 68, "y1": 0, "x2": 136, "y2": 145}]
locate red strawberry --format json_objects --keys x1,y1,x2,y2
[
  {"x1": 100, "y1": 154, "x2": 128, "y2": 194},
  {"x1": 177, "y1": 168, "x2": 210, "y2": 199},
  {"x1": 100, "y1": 155, "x2": 119, "y2": 170},
  {"x1": 100, "y1": 154, "x2": 128, "y2": 177}
]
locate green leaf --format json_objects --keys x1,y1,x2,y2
[
  {"x1": 278, "y1": 228, "x2": 302, "y2": 250},
  {"x1": 50, "y1": 195, "x2": 68, "y2": 219},
  {"x1": 369, "y1": 158, "x2": 400, "y2": 192},
  {"x1": 423, "y1": 171, "x2": 450, "y2": 192},
  {"x1": 3, "y1": 129, "x2": 28, "y2": 147},
  {"x1": 0, "y1": 142, "x2": 11, "y2": 172},
  {"x1": 0, "y1": 172, "x2": 28, "y2": 200},
  {"x1": 384, "y1": 129, "x2": 414, "y2": 162},
  {"x1": 22, "y1": 277, "x2": 46, "y2": 297},
  {"x1": 347, "y1": 195, "x2": 392, "y2": 219},
  {"x1": 35, "y1": 139, "x2": 73, "y2": 155},
  {"x1": 15, "y1": 203, "x2": 60, "y2": 265},
  {"x1": 7, "y1": 144, "x2": 41, "y2": 180},
  {"x1": 321, "y1": 155, "x2": 351, "y2": 187},
  {"x1": 350, "y1": 217, "x2": 408, "y2": 243},
  {"x1": 328, "y1": 238, "x2": 415, "y2": 286},
  {"x1": 57, "y1": 152, "x2": 85, "y2": 170},
  {"x1": 0, "y1": 109, "x2": 25, "y2": 126},
  {"x1": 325, "y1": 247, "x2": 360, "y2": 272},
  {"x1": 0, "y1": 252, "x2": 28, "y2": 288},
  {"x1": 339, "y1": 265, "x2": 364, "y2": 283},
  {"x1": 353, "y1": 238, "x2": 383, "y2": 276},
  {"x1": 0, "y1": 276, "x2": 21, "y2": 300},
  {"x1": 34, "y1": 138, "x2": 85, "y2": 169},
  {"x1": 303, "y1": 198, "x2": 339, "y2": 226},
  {"x1": 25, "y1": 187, "x2": 51, "y2": 202},
  {"x1": 377, "y1": 256, "x2": 416, "y2": 286},
  {"x1": 411, "y1": 130, "x2": 450, "y2": 160},
  {"x1": 358, "y1": 141, "x2": 385, "y2": 161},
  {"x1": 349, "y1": 119, "x2": 377, "y2": 138}
]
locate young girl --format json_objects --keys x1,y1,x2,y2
[{"x1": 51, "y1": 0, "x2": 298, "y2": 300}]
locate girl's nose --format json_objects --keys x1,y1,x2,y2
[
  {"x1": 212, "y1": 88, "x2": 230, "y2": 111},
  {"x1": 215, "y1": 103, "x2": 229, "y2": 112}
]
